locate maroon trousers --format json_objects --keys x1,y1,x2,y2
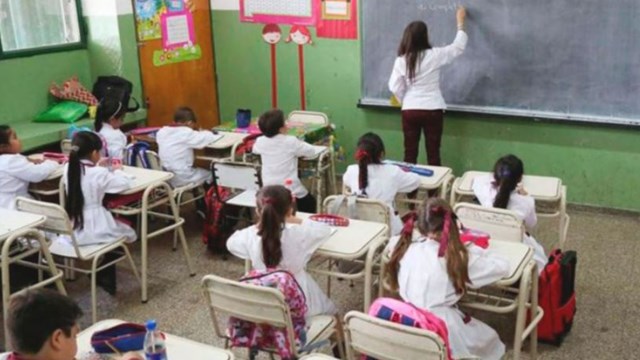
[{"x1": 401, "y1": 109, "x2": 444, "y2": 166}]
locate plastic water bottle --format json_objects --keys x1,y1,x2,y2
[{"x1": 143, "y1": 320, "x2": 167, "y2": 360}]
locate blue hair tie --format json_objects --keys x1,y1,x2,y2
[{"x1": 499, "y1": 168, "x2": 511, "y2": 178}]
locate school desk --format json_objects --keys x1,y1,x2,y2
[
  {"x1": 107, "y1": 166, "x2": 196, "y2": 303},
  {"x1": 76, "y1": 319, "x2": 234, "y2": 360},
  {"x1": 25, "y1": 154, "x2": 64, "y2": 199},
  {"x1": 451, "y1": 171, "x2": 570, "y2": 249},
  {"x1": 299, "y1": 212, "x2": 389, "y2": 311},
  {"x1": 194, "y1": 131, "x2": 250, "y2": 168},
  {"x1": 0, "y1": 209, "x2": 66, "y2": 346},
  {"x1": 379, "y1": 161, "x2": 454, "y2": 205},
  {"x1": 461, "y1": 240, "x2": 542, "y2": 360}
]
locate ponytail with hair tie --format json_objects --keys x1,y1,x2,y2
[{"x1": 355, "y1": 149, "x2": 370, "y2": 161}]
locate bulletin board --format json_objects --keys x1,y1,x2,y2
[{"x1": 240, "y1": 0, "x2": 318, "y2": 25}]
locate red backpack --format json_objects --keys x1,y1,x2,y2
[
  {"x1": 201, "y1": 186, "x2": 239, "y2": 255},
  {"x1": 537, "y1": 249, "x2": 577, "y2": 345}
]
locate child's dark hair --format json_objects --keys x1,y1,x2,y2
[
  {"x1": 66, "y1": 131, "x2": 103, "y2": 230},
  {"x1": 398, "y1": 21, "x2": 432, "y2": 82},
  {"x1": 94, "y1": 97, "x2": 126, "y2": 132},
  {"x1": 258, "y1": 109, "x2": 285, "y2": 137},
  {"x1": 174, "y1": 106, "x2": 197, "y2": 123},
  {"x1": 7, "y1": 289, "x2": 82, "y2": 355},
  {"x1": 0, "y1": 125, "x2": 14, "y2": 154},
  {"x1": 493, "y1": 154, "x2": 525, "y2": 209},
  {"x1": 355, "y1": 132, "x2": 385, "y2": 196},
  {"x1": 256, "y1": 185, "x2": 294, "y2": 267},
  {"x1": 386, "y1": 198, "x2": 470, "y2": 294}
]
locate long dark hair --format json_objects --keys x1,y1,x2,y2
[
  {"x1": 66, "y1": 131, "x2": 103, "y2": 230},
  {"x1": 256, "y1": 185, "x2": 294, "y2": 267},
  {"x1": 355, "y1": 132, "x2": 385, "y2": 196},
  {"x1": 493, "y1": 154, "x2": 525, "y2": 209},
  {"x1": 387, "y1": 198, "x2": 470, "y2": 294},
  {"x1": 398, "y1": 21, "x2": 432, "y2": 82},
  {"x1": 94, "y1": 97, "x2": 125, "y2": 132}
]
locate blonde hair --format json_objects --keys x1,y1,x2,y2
[{"x1": 386, "y1": 198, "x2": 470, "y2": 294}]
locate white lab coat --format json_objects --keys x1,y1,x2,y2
[
  {"x1": 342, "y1": 163, "x2": 421, "y2": 235},
  {"x1": 388, "y1": 235, "x2": 510, "y2": 360},
  {"x1": 388, "y1": 30, "x2": 468, "y2": 110},
  {"x1": 252, "y1": 134, "x2": 318, "y2": 198},
  {"x1": 156, "y1": 126, "x2": 217, "y2": 187},
  {"x1": 99, "y1": 123, "x2": 127, "y2": 160},
  {"x1": 227, "y1": 219, "x2": 337, "y2": 318},
  {"x1": 472, "y1": 175, "x2": 547, "y2": 273},
  {"x1": 0, "y1": 154, "x2": 58, "y2": 209},
  {"x1": 60, "y1": 163, "x2": 136, "y2": 246}
]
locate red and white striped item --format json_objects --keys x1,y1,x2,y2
[
  {"x1": 309, "y1": 214, "x2": 350, "y2": 227},
  {"x1": 50, "y1": 76, "x2": 98, "y2": 106}
]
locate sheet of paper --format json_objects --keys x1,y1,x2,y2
[
  {"x1": 165, "y1": 14, "x2": 191, "y2": 46},
  {"x1": 325, "y1": 1, "x2": 349, "y2": 15}
]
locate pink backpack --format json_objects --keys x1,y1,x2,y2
[{"x1": 368, "y1": 297, "x2": 453, "y2": 360}]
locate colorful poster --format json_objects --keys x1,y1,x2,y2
[
  {"x1": 317, "y1": 0, "x2": 358, "y2": 39},
  {"x1": 153, "y1": 44, "x2": 202, "y2": 67},
  {"x1": 161, "y1": 11, "x2": 196, "y2": 50},
  {"x1": 240, "y1": 0, "x2": 319, "y2": 25},
  {"x1": 135, "y1": 0, "x2": 165, "y2": 41}
]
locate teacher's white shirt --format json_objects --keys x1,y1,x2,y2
[{"x1": 388, "y1": 30, "x2": 468, "y2": 111}]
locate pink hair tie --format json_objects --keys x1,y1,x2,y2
[
  {"x1": 437, "y1": 210, "x2": 452, "y2": 258},
  {"x1": 401, "y1": 211, "x2": 417, "y2": 237}
]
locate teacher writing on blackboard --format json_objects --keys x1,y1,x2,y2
[{"x1": 388, "y1": 6, "x2": 467, "y2": 166}]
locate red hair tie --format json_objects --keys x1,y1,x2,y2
[
  {"x1": 262, "y1": 197, "x2": 274, "y2": 206},
  {"x1": 401, "y1": 211, "x2": 417, "y2": 237},
  {"x1": 355, "y1": 149, "x2": 370, "y2": 161}
]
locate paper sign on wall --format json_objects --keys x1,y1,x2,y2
[
  {"x1": 240, "y1": 0, "x2": 318, "y2": 25},
  {"x1": 322, "y1": 0, "x2": 350, "y2": 20},
  {"x1": 161, "y1": 10, "x2": 196, "y2": 49},
  {"x1": 317, "y1": 0, "x2": 358, "y2": 39}
]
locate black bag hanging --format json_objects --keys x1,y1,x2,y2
[{"x1": 92, "y1": 76, "x2": 140, "y2": 112}]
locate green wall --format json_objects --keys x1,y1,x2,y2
[
  {"x1": 0, "y1": 50, "x2": 92, "y2": 123},
  {"x1": 211, "y1": 11, "x2": 640, "y2": 211}
]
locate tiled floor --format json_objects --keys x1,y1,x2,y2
[{"x1": 2, "y1": 204, "x2": 639, "y2": 359}]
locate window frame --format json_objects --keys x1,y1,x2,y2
[{"x1": 0, "y1": 0, "x2": 87, "y2": 59}]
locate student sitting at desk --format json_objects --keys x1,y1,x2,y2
[
  {"x1": 95, "y1": 97, "x2": 128, "y2": 161},
  {"x1": 471, "y1": 154, "x2": 547, "y2": 273},
  {"x1": 156, "y1": 107, "x2": 218, "y2": 188},
  {"x1": 253, "y1": 109, "x2": 322, "y2": 213},
  {"x1": 5, "y1": 289, "x2": 142, "y2": 360},
  {"x1": 0, "y1": 125, "x2": 58, "y2": 210},
  {"x1": 342, "y1": 132, "x2": 421, "y2": 235},
  {"x1": 386, "y1": 198, "x2": 509, "y2": 360},
  {"x1": 227, "y1": 185, "x2": 336, "y2": 318}
]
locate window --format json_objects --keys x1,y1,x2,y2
[{"x1": 0, "y1": 0, "x2": 84, "y2": 57}]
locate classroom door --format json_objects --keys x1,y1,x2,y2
[{"x1": 134, "y1": 0, "x2": 219, "y2": 128}]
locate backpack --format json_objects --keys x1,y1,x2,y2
[
  {"x1": 92, "y1": 76, "x2": 140, "y2": 112},
  {"x1": 537, "y1": 249, "x2": 577, "y2": 345},
  {"x1": 124, "y1": 142, "x2": 153, "y2": 169},
  {"x1": 228, "y1": 269, "x2": 308, "y2": 360},
  {"x1": 368, "y1": 297, "x2": 453, "y2": 360},
  {"x1": 201, "y1": 186, "x2": 239, "y2": 254}
]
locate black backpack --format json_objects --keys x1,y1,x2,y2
[{"x1": 92, "y1": 76, "x2": 140, "y2": 112}]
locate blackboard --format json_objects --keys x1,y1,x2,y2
[{"x1": 361, "y1": 0, "x2": 640, "y2": 126}]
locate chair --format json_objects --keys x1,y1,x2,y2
[
  {"x1": 211, "y1": 160, "x2": 261, "y2": 208},
  {"x1": 287, "y1": 110, "x2": 330, "y2": 125},
  {"x1": 15, "y1": 197, "x2": 140, "y2": 323},
  {"x1": 343, "y1": 311, "x2": 448, "y2": 360},
  {"x1": 201, "y1": 274, "x2": 343, "y2": 359},
  {"x1": 453, "y1": 202, "x2": 525, "y2": 243},
  {"x1": 323, "y1": 195, "x2": 391, "y2": 237},
  {"x1": 60, "y1": 139, "x2": 72, "y2": 155}
]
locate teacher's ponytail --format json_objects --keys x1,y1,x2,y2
[{"x1": 355, "y1": 132, "x2": 385, "y2": 196}]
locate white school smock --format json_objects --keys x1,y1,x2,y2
[
  {"x1": 252, "y1": 134, "x2": 318, "y2": 198},
  {"x1": 472, "y1": 174, "x2": 547, "y2": 273},
  {"x1": 0, "y1": 154, "x2": 58, "y2": 210},
  {"x1": 99, "y1": 123, "x2": 127, "y2": 159},
  {"x1": 156, "y1": 126, "x2": 217, "y2": 187},
  {"x1": 342, "y1": 163, "x2": 421, "y2": 235},
  {"x1": 388, "y1": 235, "x2": 510, "y2": 360},
  {"x1": 60, "y1": 164, "x2": 136, "y2": 246},
  {"x1": 227, "y1": 219, "x2": 337, "y2": 318},
  {"x1": 388, "y1": 30, "x2": 468, "y2": 110}
]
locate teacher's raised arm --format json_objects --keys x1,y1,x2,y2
[{"x1": 388, "y1": 6, "x2": 467, "y2": 167}]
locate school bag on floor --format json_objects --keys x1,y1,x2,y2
[
  {"x1": 368, "y1": 297, "x2": 453, "y2": 360},
  {"x1": 538, "y1": 249, "x2": 577, "y2": 345},
  {"x1": 228, "y1": 269, "x2": 307, "y2": 360},
  {"x1": 202, "y1": 186, "x2": 239, "y2": 254}
]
